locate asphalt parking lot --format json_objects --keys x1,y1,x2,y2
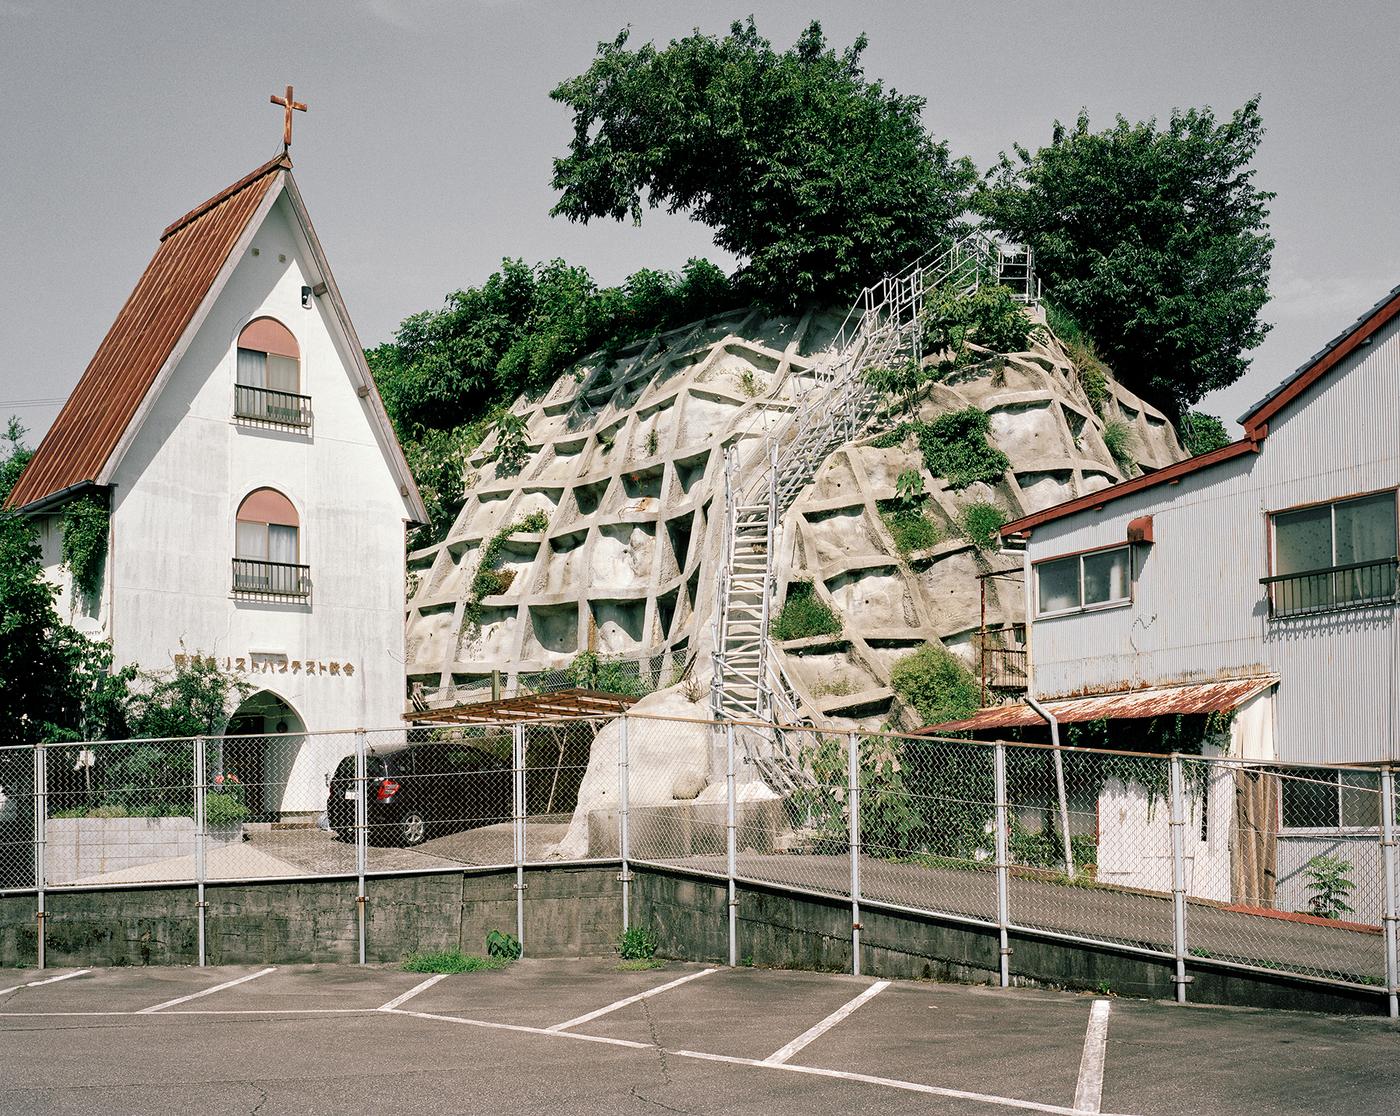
[{"x1": 1, "y1": 959, "x2": 1396, "y2": 1115}]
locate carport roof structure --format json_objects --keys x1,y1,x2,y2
[{"x1": 404, "y1": 686, "x2": 638, "y2": 724}]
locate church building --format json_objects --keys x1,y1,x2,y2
[{"x1": 5, "y1": 110, "x2": 426, "y2": 816}]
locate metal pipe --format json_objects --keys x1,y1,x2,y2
[
  {"x1": 618, "y1": 714, "x2": 631, "y2": 934},
  {"x1": 1168, "y1": 755, "x2": 1189, "y2": 1004},
  {"x1": 33, "y1": 741, "x2": 46, "y2": 970},
  {"x1": 1025, "y1": 695, "x2": 1075, "y2": 879},
  {"x1": 513, "y1": 722, "x2": 526, "y2": 955},
  {"x1": 354, "y1": 728, "x2": 367, "y2": 966},
  {"x1": 726, "y1": 723, "x2": 737, "y2": 967},
  {"x1": 994, "y1": 741, "x2": 1011, "y2": 988},
  {"x1": 848, "y1": 731, "x2": 862, "y2": 977},
  {"x1": 194, "y1": 735, "x2": 206, "y2": 967},
  {"x1": 1380, "y1": 766, "x2": 1398, "y2": 1019}
]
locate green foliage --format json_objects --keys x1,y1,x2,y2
[
  {"x1": 402, "y1": 419, "x2": 493, "y2": 545},
  {"x1": 738, "y1": 369, "x2": 760, "y2": 399},
  {"x1": 1007, "y1": 817, "x2": 1097, "y2": 872},
  {"x1": 1303, "y1": 855, "x2": 1355, "y2": 920},
  {"x1": 465, "y1": 512, "x2": 549, "y2": 628},
  {"x1": 59, "y1": 494, "x2": 110, "y2": 598},
  {"x1": 486, "y1": 929, "x2": 523, "y2": 961},
  {"x1": 491, "y1": 412, "x2": 529, "y2": 475},
  {"x1": 127, "y1": 653, "x2": 252, "y2": 740},
  {"x1": 863, "y1": 357, "x2": 924, "y2": 415},
  {"x1": 882, "y1": 507, "x2": 942, "y2": 556},
  {"x1": 889, "y1": 643, "x2": 980, "y2": 726},
  {"x1": 1100, "y1": 419, "x2": 1136, "y2": 475},
  {"x1": 921, "y1": 285, "x2": 1045, "y2": 370},
  {"x1": 402, "y1": 949, "x2": 509, "y2": 974},
  {"x1": 566, "y1": 650, "x2": 645, "y2": 698},
  {"x1": 645, "y1": 429, "x2": 659, "y2": 456},
  {"x1": 1180, "y1": 411, "x2": 1231, "y2": 457},
  {"x1": 616, "y1": 925, "x2": 659, "y2": 960},
  {"x1": 959, "y1": 502, "x2": 1007, "y2": 550},
  {"x1": 894, "y1": 469, "x2": 925, "y2": 509},
  {"x1": 914, "y1": 408, "x2": 1010, "y2": 490},
  {"x1": 770, "y1": 581, "x2": 842, "y2": 641},
  {"x1": 793, "y1": 734, "x2": 923, "y2": 857},
  {"x1": 978, "y1": 99, "x2": 1274, "y2": 416},
  {"x1": 550, "y1": 20, "x2": 976, "y2": 311},
  {"x1": 1043, "y1": 300, "x2": 1112, "y2": 411},
  {"x1": 204, "y1": 790, "x2": 249, "y2": 827}
]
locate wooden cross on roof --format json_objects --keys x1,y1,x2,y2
[{"x1": 269, "y1": 85, "x2": 307, "y2": 150}]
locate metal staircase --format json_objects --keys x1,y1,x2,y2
[{"x1": 710, "y1": 232, "x2": 1038, "y2": 744}]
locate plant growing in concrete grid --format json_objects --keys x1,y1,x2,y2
[
  {"x1": 738, "y1": 369, "x2": 760, "y2": 398},
  {"x1": 616, "y1": 926, "x2": 659, "y2": 961},
  {"x1": 1100, "y1": 419, "x2": 1136, "y2": 476},
  {"x1": 863, "y1": 357, "x2": 924, "y2": 416},
  {"x1": 959, "y1": 501, "x2": 1007, "y2": 550},
  {"x1": 1303, "y1": 855, "x2": 1355, "y2": 920},
  {"x1": 769, "y1": 581, "x2": 842, "y2": 641},
  {"x1": 889, "y1": 643, "x2": 979, "y2": 729},
  {"x1": 914, "y1": 408, "x2": 1010, "y2": 490},
  {"x1": 893, "y1": 468, "x2": 925, "y2": 510},
  {"x1": 491, "y1": 412, "x2": 530, "y2": 475},
  {"x1": 645, "y1": 428, "x2": 659, "y2": 456},
  {"x1": 486, "y1": 929, "x2": 523, "y2": 961},
  {"x1": 464, "y1": 511, "x2": 550, "y2": 628}
]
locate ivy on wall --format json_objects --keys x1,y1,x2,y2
[
  {"x1": 61, "y1": 494, "x2": 110, "y2": 598},
  {"x1": 463, "y1": 510, "x2": 549, "y2": 630}
]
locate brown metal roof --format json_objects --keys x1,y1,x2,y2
[
  {"x1": 5, "y1": 154, "x2": 289, "y2": 511},
  {"x1": 404, "y1": 687, "x2": 639, "y2": 724},
  {"x1": 921, "y1": 675, "x2": 1279, "y2": 733}
]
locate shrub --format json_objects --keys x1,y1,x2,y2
[
  {"x1": 959, "y1": 502, "x2": 1007, "y2": 550},
  {"x1": 863, "y1": 357, "x2": 924, "y2": 415},
  {"x1": 881, "y1": 505, "x2": 942, "y2": 555},
  {"x1": 915, "y1": 408, "x2": 1010, "y2": 490},
  {"x1": 566, "y1": 650, "x2": 646, "y2": 697},
  {"x1": 491, "y1": 413, "x2": 529, "y2": 475},
  {"x1": 60, "y1": 494, "x2": 109, "y2": 598},
  {"x1": 486, "y1": 929, "x2": 523, "y2": 961},
  {"x1": 1180, "y1": 410, "x2": 1230, "y2": 456},
  {"x1": 890, "y1": 643, "x2": 980, "y2": 725},
  {"x1": 205, "y1": 790, "x2": 249, "y2": 827},
  {"x1": 616, "y1": 926, "x2": 659, "y2": 960},
  {"x1": 1100, "y1": 419, "x2": 1136, "y2": 475},
  {"x1": 770, "y1": 582, "x2": 842, "y2": 641},
  {"x1": 402, "y1": 950, "x2": 508, "y2": 974},
  {"x1": 1303, "y1": 854, "x2": 1355, "y2": 920}
]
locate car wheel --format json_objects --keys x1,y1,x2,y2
[{"x1": 399, "y1": 812, "x2": 428, "y2": 847}]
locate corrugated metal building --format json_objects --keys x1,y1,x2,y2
[{"x1": 997, "y1": 283, "x2": 1400, "y2": 766}]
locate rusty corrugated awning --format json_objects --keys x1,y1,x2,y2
[{"x1": 921, "y1": 675, "x2": 1279, "y2": 733}]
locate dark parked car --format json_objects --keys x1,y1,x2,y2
[{"x1": 326, "y1": 742, "x2": 512, "y2": 847}]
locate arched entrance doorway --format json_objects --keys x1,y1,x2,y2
[{"x1": 223, "y1": 691, "x2": 306, "y2": 818}]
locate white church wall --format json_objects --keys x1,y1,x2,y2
[{"x1": 99, "y1": 191, "x2": 408, "y2": 808}]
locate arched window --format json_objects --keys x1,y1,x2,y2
[
  {"x1": 235, "y1": 318, "x2": 308, "y2": 425},
  {"x1": 233, "y1": 488, "x2": 308, "y2": 596}
]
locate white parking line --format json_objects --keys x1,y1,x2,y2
[
  {"x1": 137, "y1": 967, "x2": 277, "y2": 1013},
  {"x1": 762, "y1": 979, "x2": 889, "y2": 1065},
  {"x1": 0, "y1": 969, "x2": 90, "y2": 996},
  {"x1": 1072, "y1": 999, "x2": 1112, "y2": 1114},
  {"x1": 378, "y1": 974, "x2": 446, "y2": 1012},
  {"x1": 544, "y1": 967, "x2": 717, "y2": 1032}
]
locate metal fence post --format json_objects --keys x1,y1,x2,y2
[
  {"x1": 354, "y1": 728, "x2": 367, "y2": 966},
  {"x1": 33, "y1": 740, "x2": 46, "y2": 970},
  {"x1": 1168, "y1": 754, "x2": 1189, "y2": 1004},
  {"x1": 848, "y1": 731, "x2": 862, "y2": 977},
  {"x1": 726, "y1": 722, "x2": 737, "y2": 968},
  {"x1": 618, "y1": 713, "x2": 631, "y2": 934},
  {"x1": 994, "y1": 741, "x2": 1011, "y2": 988},
  {"x1": 1380, "y1": 766, "x2": 1398, "y2": 1020},
  {"x1": 194, "y1": 735, "x2": 206, "y2": 967},
  {"x1": 513, "y1": 722, "x2": 526, "y2": 955}
]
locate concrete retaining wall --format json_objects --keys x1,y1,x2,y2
[{"x1": 0, "y1": 865, "x2": 621, "y2": 969}]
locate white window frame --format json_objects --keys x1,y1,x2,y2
[
  {"x1": 1277, "y1": 767, "x2": 1382, "y2": 835},
  {"x1": 1034, "y1": 544, "x2": 1134, "y2": 619}
]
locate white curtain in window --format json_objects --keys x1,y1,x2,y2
[
  {"x1": 1037, "y1": 556, "x2": 1080, "y2": 614},
  {"x1": 1334, "y1": 493, "x2": 1396, "y2": 565},
  {"x1": 1083, "y1": 548, "x2": 1129, "y2": 605},
  {"x1": 236, "y1": 347, "x2": 266, "y2": 388},
  {"x1": 236, "y1": 520, "x2": 268, "y2": 560},
  {"x1": 266, "y1": 354, "x2": 299, "y2": 394},
  {"x1": 268, "y1": 524, "x2": 299, "y2": 565},
  {"x1": 1274, "y1": 505, "x2": 1331, "y2": 574}
]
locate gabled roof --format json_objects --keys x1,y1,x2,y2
[
  {"x1": 1001, "y1": 280, "x2": 1400, "y2": 539},
  {"x1": 6, "y1": 154, "x2": 426, "y2": 523}
]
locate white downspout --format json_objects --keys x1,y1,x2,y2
[{"x1": 1026, "y1": 694, "x2": 1076, "y2": 879}]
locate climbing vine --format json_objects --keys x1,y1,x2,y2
[
  {"x1": 463, "y1": 510, "x2": 549, "y2": 629},
  {"x1": 61, "y1": 494, "x2": 110, "y2": 598}
]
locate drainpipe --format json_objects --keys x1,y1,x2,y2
[{"x1": 1026, "y1": 695, "x2": 1076, "y2": 879}]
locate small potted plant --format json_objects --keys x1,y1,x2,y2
[{"x1": 207, "y1": 773, "x2": 250, "y2": 844}]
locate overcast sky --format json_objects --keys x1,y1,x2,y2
[{"x1": 2, "y1": 0, "x2": 1396, "y2": 441}]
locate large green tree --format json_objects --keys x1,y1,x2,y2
[
  {"x1": 977, "y1": 99, "x2": 1274, "y2": 416},
  {"x1": 549, "y1": 19, "x2": 977, "y2": 310}
]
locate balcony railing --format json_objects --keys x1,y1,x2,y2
[
  {"x1": 232, "y1": 558, "x2": 311, "y2": 598},
  {"x1": 234, "y1": 384, "x2": 312, "y2": 427},
  {"x1": 1261, "y1": 556, "x2": 1397, "y2": 619}
]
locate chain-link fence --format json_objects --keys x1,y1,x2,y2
[{"x1": 1, "y1": 714, "x2": 1396, "y2": 1013}]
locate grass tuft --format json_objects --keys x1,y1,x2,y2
[{"x1": 402, "y1": 950, "x2": 509, "y2": 974}]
